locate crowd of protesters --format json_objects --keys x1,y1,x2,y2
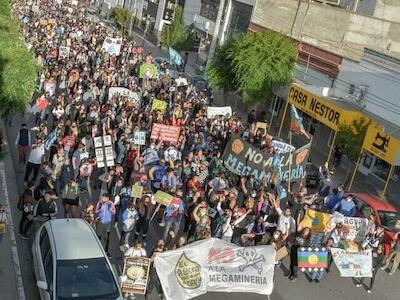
[{"x1": 9, "y1": 0, "x2": 399, "y2": 298}]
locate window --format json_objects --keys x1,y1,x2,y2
[
  {"x1": 200, "y1": 0, "x2": 219, "y2": 21},
  {"x1": 57, "y1": 258, "x2": 120, "y2": 300},
  {"x1": 44, "y1": 251, "x2": 54, "y2": 297},
  {"x1": 39, "y1": 228, "x2": 50, "y2": 263}
]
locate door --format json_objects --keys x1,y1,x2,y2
[{"x1": 37, "y1": 227, "x2": 52, "y2": 300}]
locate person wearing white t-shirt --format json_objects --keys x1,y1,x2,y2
[
  {"x1": 124, "y1": 241, "x2": 147, "y2": 257},
  {"x1": 24, "y1": 138, "x2": 45, "y2": 183}
]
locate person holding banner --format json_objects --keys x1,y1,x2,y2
[{"x1": 356, "y1": 245, "x2": 385, "y2": 293}]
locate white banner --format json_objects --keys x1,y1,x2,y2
[
  {"x1": 332, "y1": 213, "x2": 369, "y2": 243},
  {"x1": 102, "y1": 37, "x2": 122, "y2": 56},
  {"x1": 271, "y1": 140, "x2": 296, "y2": 154},
  {"x1": 154, "y1": 238, "x2": 275, "y2": 300},
  {"x1": 207, "y1": 106, "x2": 232, "y2": 119},
  {"x1": 331, "y1": 248, "x2": 372, "y2": 278},
  {"x1": 108, "y1": 87, "x2": 140, "y2": 105}
]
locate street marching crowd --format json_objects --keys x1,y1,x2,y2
[{"x1": 3, "y1": 0, "x2": 400, "y2": 299}]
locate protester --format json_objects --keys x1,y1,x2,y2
[
  {"x1": 356, "y1": 245, "x2": 385, "y2": 293},
  {"x1": 0, "y1": 204, "x2": 8, "y2": 245},
  {"x1": 382, "y1": 232, "x2": 400, "y2": 275},
  {"x1": 95, "y1": 193, "x2": 116, "y2": 255}
]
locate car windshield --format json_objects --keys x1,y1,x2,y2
[
  {"x1": 57, "y1": 258, "x2": 119, "y2": 299},
  {"x1": 378, "y1": 210, "x2": 400, "y2": 232}
]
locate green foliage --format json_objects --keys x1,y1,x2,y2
[
  {"x1": 206, "y1": 38, "x2": 237, "y2": 94},
  {"x1": 232, "y1": 31, "x2": 297, "y2": 103},
  {"x1": 0, "y1": 0, "x2": 39, "y2": 117},
  {"x1": 112, "y1": 7, "x2": 133, "y2": 34},
  {"x1": 207, "y1": 31, "x2": 297, "y2": 103},
  {"x1": 336, "y1": 117, "x2": 370, "y2": 162},
  {"x1": 160, "y1": 6, "x2": 195, "y2": 51}
]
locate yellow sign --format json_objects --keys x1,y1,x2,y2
[
  {"x1": 151, "y1": 99, "x2": 168, "y2": 113},
  {"x1": 362, "y1": 124, "x2": 400, "y2": 165},
  {"x1": 287, "y1": 84, "x2": 362, "y2": 131}
]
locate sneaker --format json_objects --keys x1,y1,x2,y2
[
  {"x1": 380, "y1": 266, "x2": 386, "y2": 270},
  {"x1": 159, "y1": 222, "x2": 165, "y2": 227},
  {"x1": 356, "y1": 284, "x2": 362, "y2": 288},
  {"x1": 367, "y1": 290, "x2": 371, "y2": 294},
  {"x1": 389, "y1": 272, "x2": 394, "y2": 276}
]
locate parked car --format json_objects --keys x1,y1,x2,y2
[
  {"x1": 353, "y1": 193, "x2": 400, "y2": 255},
  {"x1": 32, "y1": 219, "x2": 122, "y2": 300},
  {"x1": 153, "y1": 56, "x2": 184, "y2": 79},
  {"x1": 305, "y1": 162, "x2": 321, "y2": 188}
]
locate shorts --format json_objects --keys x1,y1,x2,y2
[{"x1": 63, "y1": 197, "x2": 79, "y2": 206}]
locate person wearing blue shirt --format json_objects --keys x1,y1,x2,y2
[
  {"x1": 325, "y1": 185, "x2": 345, "y2": 211},
  {"x1": 332, "y1": 194, "x2": 356, "y2": 217}
]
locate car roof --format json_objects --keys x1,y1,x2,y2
[
  {"x1": 353, "y1": 193, "x2": 397, "y2": 212},
  {"x1": 46, "y1": 219, "x2": 105, "y2": 260}
]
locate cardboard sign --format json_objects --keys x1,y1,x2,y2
[
  {"x1": 154, "y1": 191, "x2": 174, "y2": 206},
  {"x1": 59, "y1": 46, "x2": 70, "y2": 59},
  {"x1": 131, "y1": 185, "x2": 144, "y2": 199},
  {"x1": 223, "y1": 136, "x2": 311, "y2": 183},
  {"x1": 152, "y1": 99, "x2": 168, "y2": 113},
  {"x1": 102, "y1": 37, "x2": 122, "y2": 56},
  {"x1": 332, "y1": 213, "x2": 369, "y2": 243},
  {"x1": 150, "y1": 123, "x2": 180, "y2": 143},
  {"x1": 108, "y1": 87, "x2": 140, "y2": 106},
  {"x1": 207, "y1": 106, "x2": 232, "y2": 119},
  {"x1": 139, "y1": 63, "x2": 158, "y2": 79},
  {"x1": 129, "y1": 131, "x2": 146, "y2": 145},
  {"x1": 121, "y1": 257, "x2": 151, "y2": 295}
]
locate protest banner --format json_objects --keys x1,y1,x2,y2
[
  {"x1": 300, "y1": 209, "x2": 333, "y2": 233},
  {"x1": 58, "y1": 46, "x2": 70, "y2": 59},
  {"x1": 154, "y1": 191, "x2": 174, "y2": 206},
  {"x1": 151, "y1": 123, "x2": 180, "y2": 143},
  {"x1": 332, "y1": 213, "x2": 369, "y2": 243},
  {"x1": 271, "y1": 140, "x2": 296, "y2": 155},
  {"x1": 154, "y1": 238, "x2": 276, "y2": 300},
  {"x1": 338, "y1": 240, "x2": 360, "y2": 252},
  {"x1": 331, "y1": 248, "x2": 372, "y2": 278},
  {"x1": 297, "y1": 247, "x2": 328, "y2": 271},
  {"x1": 131, "y1": 184, "x2": 143, "y2": 199},
  {"x1": 223, "y1": 136, "x2": 311, "y2": 183},
  {"x1": 152, "y1": 99, "x2": 168, "y2": 113},
  {"x1": 207, "y1": 106, "x2": 232, "y2": 119},
  {"x1": 108, "y1": 87, "x2": 140, "y2": 106},
  {"x1": 102, "y1": 37, "x2": 122, "y2": 56},
  {"x1": 121, "y1": 257, "x2": 151, "y2": 295},
  {"x1": 139, "y1": 63, "x2": 158, "y2": 79},
  {"x1": 175, "y1": 77, "x2": 188, "y2": 87}
]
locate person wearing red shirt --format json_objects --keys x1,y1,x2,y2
[{"x1": 62, "y1": 130, "x2": 77, "y2": 159}]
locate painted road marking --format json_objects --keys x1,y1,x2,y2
[{"x1": 0, "y1": 161, "x2": 26, "y2": 300}]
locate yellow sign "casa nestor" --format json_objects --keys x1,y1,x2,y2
[
  {"x1": 363, "y1": 125, "x2": 400, "y2": 165},
  {"x1": 287, "y1": 84, "x2": 362, "y2": 131}
]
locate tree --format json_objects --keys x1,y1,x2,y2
[
  {"x1": 160, "y1": 6, "x2": 194, "y2": 51},
  {"x1": 232, "y1": 31, "x2": 297, "y2": 103},
  {"x1": 0, "y1": 0, "x2": 39, "y2": 117},
  {"x1": 206, "y1": 31, "x2": 297, "y2": 104},
  {"x1": 112, "y1": 7, "x2": 134, "y2": 35},
  {"x1": 205, "y1": 38, "x2": 237, "y2": 94},
  {"x1": 336, "y1": 117, "x2": 370, "y2": 162}
]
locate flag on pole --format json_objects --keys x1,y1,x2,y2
[
  {"x1": 169, "y1": 47, "x2": 183, "y2": 66},
  {"x1": 290, "y1": 104, "x2": 310, "y2": 139},
  {"x1": 44, "y1": 129, "x2": 57, "y2": 150}
]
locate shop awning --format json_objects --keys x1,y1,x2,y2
[{"x1": 287, "y1": 83, "x2": 365, "y2": 131}]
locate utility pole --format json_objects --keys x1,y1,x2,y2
[{"x1": 206, "y1": 0, "x2": 226, "y2": 65}]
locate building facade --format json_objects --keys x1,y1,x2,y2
[{"x1": 250, "y1": 0, "x2": 400, "y2": 187}]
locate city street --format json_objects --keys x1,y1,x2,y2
[
  {"x1": 0, "y1": 2, "x2": 399, "y2": 300},
  {"x1": 0, "y1": 32, "x2": 399, "y2": 298}
]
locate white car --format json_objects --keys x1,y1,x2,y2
[{"x1": 32, "y1": 219, "x2": 123, "y2": 300}]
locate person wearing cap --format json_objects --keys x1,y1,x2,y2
[{"x1": 95, "y1": 193, "x2": 116, "y2": 255}]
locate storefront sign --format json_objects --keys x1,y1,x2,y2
[
  {"x1": 362, "y1": 124, "x2": 400, "y2": 165},
  {"x1": 121, "y1": 257, "x2": 151, "y2": 295},
  {"x1": 151, "y1": 123, "x2": 180, "y2": 143},
  {"x1": 287, "y1": 83, "x2": 362, "y2": 131},
  {"x1": 222, "y1": 136, "x2": 310, "y2": 183},
  {"x1": 154, "y1": 238, "x2": 276, "y2": 300}
]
